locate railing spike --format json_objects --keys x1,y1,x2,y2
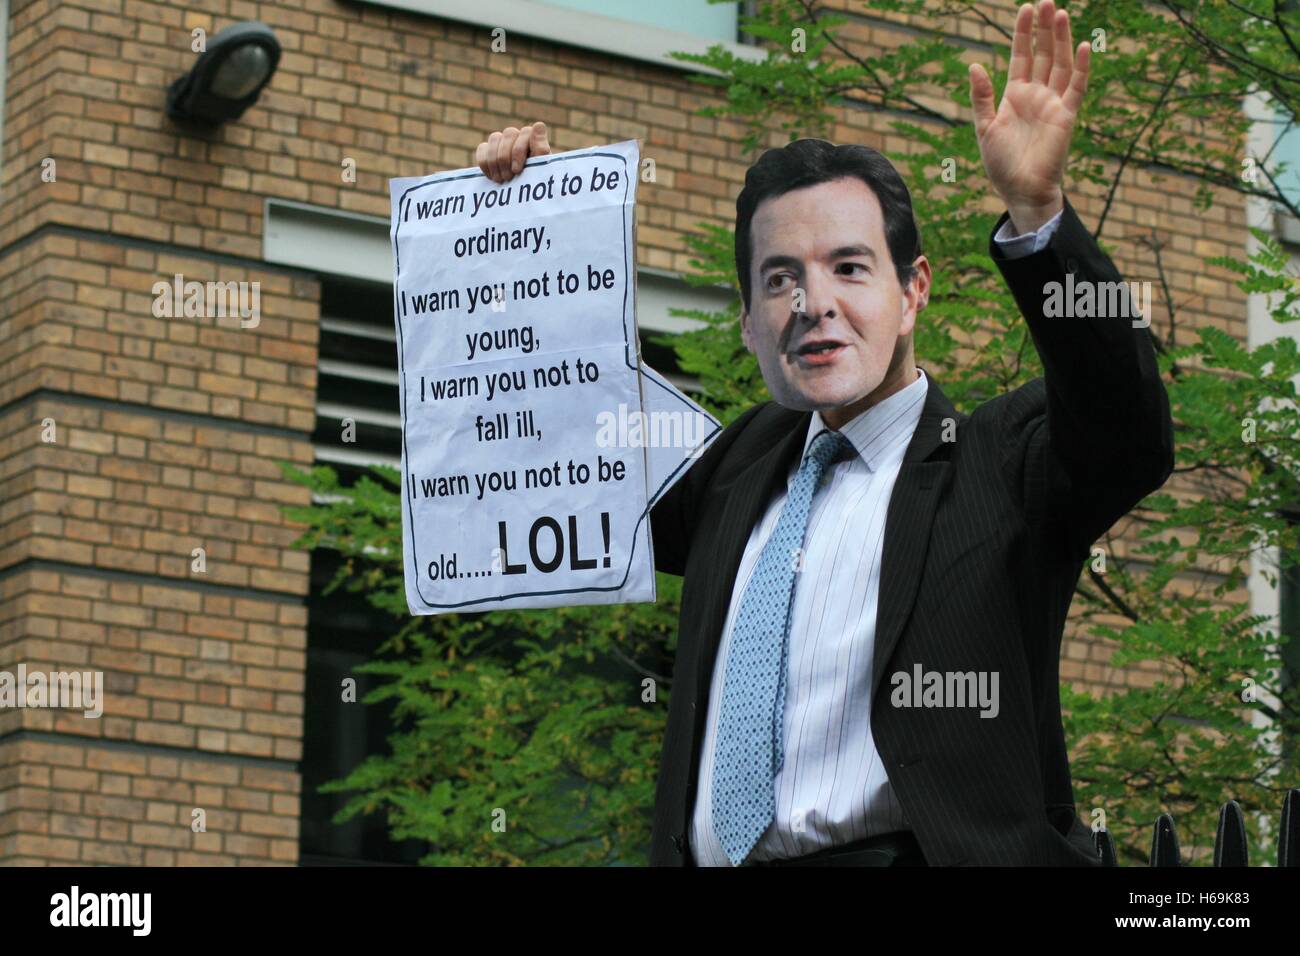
[
  {"x1": 1093, "y1": 827, "x2": 1117, "y2": 866},
  {"x1": 1150, "y1": 812, "x2": 1181, "y2": 867},
  {"x1": 1279, "y1": 788, "x2": 1300, "y2": 868},
  {"x1": 1213, "y1": 800, "x2": 1248, "y2": 867}
]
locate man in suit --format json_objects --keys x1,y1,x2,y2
[{"x1": 476, "y1": 0, "x2": 1173, "y2": 866}]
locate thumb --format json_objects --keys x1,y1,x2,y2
[
  {"x1": 969, "y1": 63, "x2": 996, "y2": 139},
  {"x1": 531, "y1": 121, "x2": 552, "y2": 156}
]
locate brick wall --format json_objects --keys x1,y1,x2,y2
[{"x1": 0, "y1": 0, "x2": 1250, "y2": 864}]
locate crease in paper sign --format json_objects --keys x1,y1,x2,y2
[{"x1": 389, "y1": 139, "x2": 721, "y2": 616}]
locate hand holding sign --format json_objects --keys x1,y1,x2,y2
[
  {"x1": 390, "y1": 130, "x2": 720, "y2": 615},
  {"x1": 476, "y1": 122, "x2": 553, "y2": 182}
]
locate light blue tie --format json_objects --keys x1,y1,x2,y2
[{"x1": 712, "y1": 427, "x2": 854, "y2": 866}]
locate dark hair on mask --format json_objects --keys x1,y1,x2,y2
[{"x1": 734, "y1": 138, "x2": 922, "y2": 311}]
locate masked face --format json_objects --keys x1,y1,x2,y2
[{"x1": 741, "y1": 176, "x2": 929, "y2": 428}]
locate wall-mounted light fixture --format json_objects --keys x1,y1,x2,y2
[{"x1": 166, "y1": 22, "x2": 281, "y2": 126}]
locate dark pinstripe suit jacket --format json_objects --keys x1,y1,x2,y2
[{"x1": 647, "y1": 197, "x2": 1175, "y2": 866}]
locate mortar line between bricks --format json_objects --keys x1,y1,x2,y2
[
  {"x1": 0, "y1": 222, "x2": 320, "y2": 282},
  {"x1": 0, "y1": 559, "x2": 307, "y2": 605},
  {"x1": 0, "y1": 389, "x2": 310, "y2": 442},
  {"x1": 0, "y1": 729, "x2": 299, "y2": 774}
]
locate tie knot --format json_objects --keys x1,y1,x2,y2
[{"x1": 804, "y1": 428, "x2": 852, "y2": 475}]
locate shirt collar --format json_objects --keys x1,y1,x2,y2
[{"x1": 800, "y1": 366, "x2": 929, "y2": 473}]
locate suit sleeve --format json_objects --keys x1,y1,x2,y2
[
  {"x1": 649, "y1": 401, "x2": 767, "y2": 576},
  {"x1": 988, "y1": 196, "x2": 1175, "y2": 561},
  {"x1": 649, "y1": 452, "x2": 695, "y2": 577}
]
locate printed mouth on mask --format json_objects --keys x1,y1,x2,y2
[{"x1": 792, "y1": 342, "x2": 846, "y2": 365}]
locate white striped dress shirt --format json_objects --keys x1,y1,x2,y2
[{"x1": 689, "y1": 366, "x2": 929, "y2": 866}]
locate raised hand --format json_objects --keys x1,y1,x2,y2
[{"x1": 969, "y1": 0, "x2": 1091, "y2": 234}]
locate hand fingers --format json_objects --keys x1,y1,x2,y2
[
  {"x1": 1049, "y1": 9, "x2": 1073, "y2": 96},
  {"x1": 509, "y1": 125, "x2": 532, "y2": 176},
  {"x1": 1062, "y1": 41, "x2": 1091, "y2": 115},
  {"x1": 1009, "y1": 3, "x2": 1034, "y2": 83},
  {"x1": 531, "y1": 121, "x2": 552, "y2": 157},
  {"x1": 477, "y1": 122, "x2": 553, "y2": 181},
  {"x1": 480, "y1": 130, "x2": 509, "y2": 181},
  {"x1": 1031, "y1": 0, "x2": 1056, "y2": 86},
  {"x1": 494, "y1": 127, "x2": 521, "y2": 182},
  {"x1": 968, "y1": 63, "x2": 997, "y2": 139},
  {"x1": 476, "y1": 132, "x2": 500, "y2": 180}
]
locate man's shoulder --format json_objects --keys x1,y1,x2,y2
[
  {"x1": 689, "y1": 400, "x2": 805, "y2": 481},
  {"x1": 695, "y1": 377, "x2": 1054, "y2": 471},
  {"x1": 715, "y1": 399, "x2": 805, "y2": 451},
  {"x1": 962, "y1": 375, "x2": 1049, "y2": 433},
  {"x1": 730, "y1": 399, "x2": 806, "y2": 435}
]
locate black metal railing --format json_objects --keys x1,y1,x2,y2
[{"x1": 1092, "y1": 788, "x2": 1300, "y2": 866}]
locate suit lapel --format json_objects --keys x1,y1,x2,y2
[
  {"x1": 691, "y1": 404, "x2": 809, "y2": 698},
  {"x1": 870, "y1": 375, "x2": 959, "y2": 700}
]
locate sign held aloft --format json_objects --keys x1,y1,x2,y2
[{"x1": 389, "y1": 140, "x2": 720, "y2": 615}]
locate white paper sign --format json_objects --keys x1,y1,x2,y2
[{"x1": 389, "y1": 140, "x2": 721, "y2": 616}]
